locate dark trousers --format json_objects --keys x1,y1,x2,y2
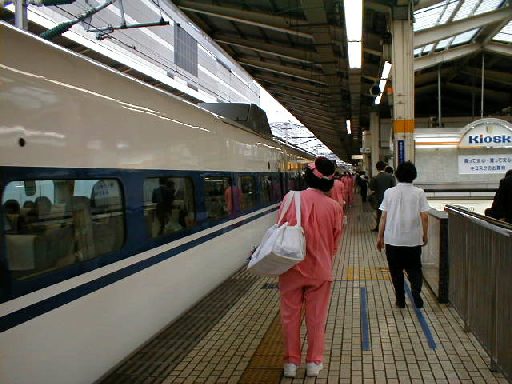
[
  {"x1": 385, "y1": 244, "x2": 423, "y2": 307},
  {"x1": 375, "y1": 208, "x2": 382, "y2": 230}
]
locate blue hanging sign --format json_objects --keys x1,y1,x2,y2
[{"x1": 398, "y1": 140, "x2": 405, "y2": 164}]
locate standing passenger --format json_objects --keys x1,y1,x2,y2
[
  {"x1": 369, "y1": 161, "x2": 395, "y2": 232},
  {"x1": 376, "y1": 161, "x2": 430, "y2": 308},
  {"x1": 278, "y1": 157, "x2": 343, "y2": 378}
]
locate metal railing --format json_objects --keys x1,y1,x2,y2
[
  {"x1": 446, "y1": 205, "x2": 512, "y2": 382},
  {"x1": 422, "y1": 210, "x2": 449, "y2": 303}
]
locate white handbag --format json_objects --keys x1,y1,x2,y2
[{"x1": 247, "y1": 191, "x2": 306, "y2": 276}]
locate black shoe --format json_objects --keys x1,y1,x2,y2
[
  {"x1": 395, "y1": 301, "x2": 406, "y2": 308},
  {"x1": 414, "y1": 299, "x2": 424, "y2": 308},
  {"x1": 371, "y1": 228, "x2": 378, "y2": 232},
  {"x1": 412, "y1": 294, "x2": 424, "y2": 308}
]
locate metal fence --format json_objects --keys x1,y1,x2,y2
[
  {"x1": 422, "y1": 210, "x2": 449, "y2": 303},
  {"x1": 446, "y1": 205, "x2": 512, "y2": 382}
]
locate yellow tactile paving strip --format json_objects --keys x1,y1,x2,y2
[
  {"x1": 238, "y1": 313, "x2": 283, "y2": 383},
  {"x1": 99, "y1": 197, "x2": 510, "y2": 384},
  {"x1": 344, "y1": 266, "x2": 391, "y2": 281}
]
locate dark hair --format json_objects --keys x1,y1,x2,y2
[
  {"x1": 376, "y1": 161, "x2": 386, "y2": 171},
  {"x1": 304, "y1": 157, "x2": 335, "y2": 192},
  {"x1": 385, "y1": 166, "x2": 393, "y2": 174},
  {"x1": 395, "y1": 161, "x2": 417, "y2": 183},
  {"x1": 505, "y1": 169, "x2": 512, "y2": 178}
]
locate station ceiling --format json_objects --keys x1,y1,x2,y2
[{"x1": 171, "y1": 0, "x2": 512, "y2": 160}]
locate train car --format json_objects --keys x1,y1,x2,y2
[{"x1": 0, "y1": 22, "x2": 312, "y2": 384}]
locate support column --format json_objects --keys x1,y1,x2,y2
[
  {"x1": 391, "y1": 13, "x2": 415, "y2": 164},
  {"x1": 370, "y1": 111, "x2": 380, "y2": 177},
  {"x1": 15, "y1": 0, "x2": 28, "y2": 31}
]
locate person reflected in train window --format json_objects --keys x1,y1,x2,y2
[
  {"x1": 376, "y1": 161, "x2": 431, "y2": 309},
  {"x1": 278, "y1": 157, "x2": 343, "y2": 378},
  {"x1": 224, "y1": 177, "x2": 241, "y2": 216},
  {"x1": 34, "y1": 196, "x2": 52, "y2": 218},
  {"x1": 3, "y1": 199, "x2": 22, "y2": 232},
  {"x1": 152, "y1": 178, "x2": 175, "y2": 235},
  {"x1": 485, "y1": 169, "x2": 512, "y2": 224}
]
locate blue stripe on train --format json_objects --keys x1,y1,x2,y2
[{"x1": 0, "y1": 207, "x2": 277, "y2": 332}]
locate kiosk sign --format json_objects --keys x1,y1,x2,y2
[{"x1": 459, "y1": 118, "x2": 512, "y2": 148}]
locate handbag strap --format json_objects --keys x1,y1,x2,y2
[
  {"x1": 294, "y1": 191, "x2": 301, "y2": 226},
  {"x1": 278, "y1": 191, "x2": 301, "y2": 226}
]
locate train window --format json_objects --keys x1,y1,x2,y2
[
  {"x1": 143, "y1": 177, "x2": 196, "y2": 238},
  {"x1": 1, "y1": 179, "x2": 125, "y2": 280},
  {"x1": 240, "y1": 176, "x2": 257, "y2": 210},
  {"x1": 203, "y1": 176, "x2": 232, "y2": 219}
]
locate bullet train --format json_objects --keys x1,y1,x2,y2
[{"x1": 0, "y1": 22, "x2": 313, "y2": 384}]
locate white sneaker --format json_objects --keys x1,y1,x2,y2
[
  {"x1": 283, "y1": 363, "x2": 297, "y2": 378},
  {"x1": 306, "y1": 362, "x2": 323, "y2": 376}
]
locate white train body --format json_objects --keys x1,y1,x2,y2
[{"x1": 0, "y1": 22, "x2": 311, "y2": 384}]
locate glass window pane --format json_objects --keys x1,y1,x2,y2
[
  {"x1": 240, "y1": 176, "x2": 257, "y2": 210},
  {"x1": 2, "y1": 179, "x2": 125, "y2": 280},
  {"x1": 203, "y1": 176, "x2": 232, "y2": 219},
  {"x1": 143, "y1": 177, "x2": 196, "y2": 238}
]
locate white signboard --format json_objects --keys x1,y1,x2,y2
[
  {"x1": 458, "y1": 154, "x2": 512, "y2": 174},
  {"x1": 459, "y1": 118, "x2": 512, "y2": 148}
]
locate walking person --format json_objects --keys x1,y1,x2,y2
[
  {"x1": 376, "y1": 161, "x2": 431, "y2": 308},
  {"x1": 357, "y1": 171, "x2": 368, "y2": 202},
  {"x1": 278, "y1": 157, "x2": 343, "y2": 378},
  {"x1": 369, "y1": 161, "x2": 395, "y2": 232}
]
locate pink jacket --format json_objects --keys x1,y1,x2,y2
[
  {"x1": 277, "y1": 188, "x2": 343, "y2": 281},
  {"x1": 330, "y1": 179, "x2": 345, "y2": 209}
]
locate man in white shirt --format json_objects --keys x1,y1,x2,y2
[{"x1": 376, "y1": 161, "x2": 430, "y2": 308}]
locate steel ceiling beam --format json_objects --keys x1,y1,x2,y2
[
  {"x1": 174, "y1": 0, "x2": 312, "y2": 39},
  {"x1": 414, "y1": 43, "x2": 480, "y2": 71},
  {"x1": 215, "y1": 33, "x2": 319, "y2": 65},
  {"x1": 484, "y1": 41, "x2": 512, "y2": 57}
]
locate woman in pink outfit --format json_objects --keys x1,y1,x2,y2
[{"x1": 277, "y1": 157, "x2": 343, "y2": 378}]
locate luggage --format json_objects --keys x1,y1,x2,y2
[{"x1": 247, "y1": 191, "x2": 305, "y2": 276}]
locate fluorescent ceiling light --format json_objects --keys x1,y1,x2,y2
[
  {"x1": 347, "y1": 41, "x2": 361, "y2": 68},
  {"x1": 346, "y1": 120, "x2": 352, "y2": 135},
  {"x1": 344, "y1": 0, "x2": 362, "y2": 69},
  {"x1": 344, "y1": 0, "x2": 362, "y2": 41},
  {"x1": 382, "y1": 61, "x2": 392, "y2": 79},
  {"x1": 375, "y1": 61, "x2": 392, "y2": 105}
]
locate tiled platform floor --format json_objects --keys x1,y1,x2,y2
[{"x1": 99, "y1": 199, "x2": 509, "y2": 384}]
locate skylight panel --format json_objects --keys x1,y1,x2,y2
[
  {"x1": 453, "y1": 0, "x2": 480, "y2": 21},
  {"x1": 493, "y1": 20, "x2": 512, "y2": 43},
  {"x1": 436, "y1": 37, "x2": 453, "y2": 49},
  {"x1": 474, "y1": 0, "x2": 502, "y2": 16},
  {"x1": 414, "y1": 4, "x2": 445, "y2": 31},
  {"x1": 451, "y1": 28, "x2": 478, "y2": 45},
  {"x1": 439, "y1": 1, "x2": 460, "y2": 24},
  {"x1": 414, "y1": 47, "x2": 424, "y2": 56},
  {"x1": 422, "y1": 43, "x2": 435, "y2": 53}
]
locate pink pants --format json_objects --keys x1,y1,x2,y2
[{"x1": 279, "y1": 269, "x2": 332, "y2": 365}]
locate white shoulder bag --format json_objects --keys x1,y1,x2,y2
[{"x1": 247, "y1": 191, "x2": 306, "y2": 276}]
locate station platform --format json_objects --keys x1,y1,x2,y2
[{"x1": 98, "y1": 200, "x2": 509, "y2": 384}]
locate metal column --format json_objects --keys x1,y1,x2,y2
[
  {"x1": 390, "y1": 10, "x2": 415, "y2": 164},
  {"x1": 370, "y1": 111, "x2": 380, "y2": 175}
]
